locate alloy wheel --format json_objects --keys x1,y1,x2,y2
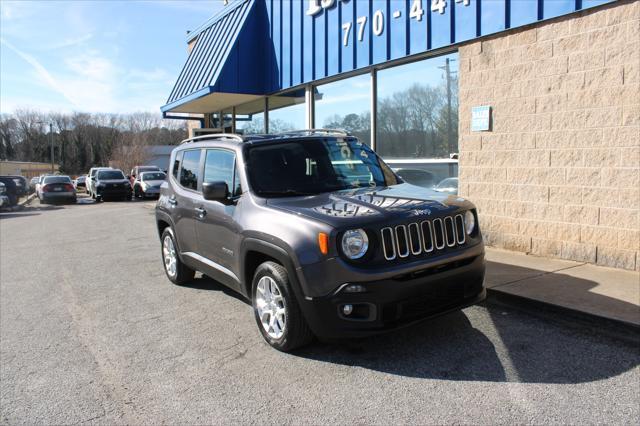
[
  {"x1": 162, "y1": 235, "x2": 177, "y2": 278},
  {"x1": 255, "y1": 276, "x2": 286, "y2": 339}
]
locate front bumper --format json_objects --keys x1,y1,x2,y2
[
  {"x1": 297, "y1": 251, "x2": 486, "y2": 339},
  {"x1": 142, "y1": 187, "x2": 160, "y2": 197},
  {"x1": 96, "y1": 187, "x2": 131, "y2": 198}
]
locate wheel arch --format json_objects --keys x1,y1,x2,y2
[{"x1": 241, "y1": 238, "x2": 306, "y2": 302}]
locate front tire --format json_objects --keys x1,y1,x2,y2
[
  {"x1": 161, "y1": 228, "x2": 195, "y2": 285},
  {"x1": 252, "y1": 261, "x2": 313, "y2": 352}
]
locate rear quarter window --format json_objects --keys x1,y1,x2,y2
[{"x1": 179, "y1": 150, "x2": 201, "y2": 191}]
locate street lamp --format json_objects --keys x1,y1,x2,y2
[{"x1": 36, "y1": 121, "x2": 55, "y2": 173}]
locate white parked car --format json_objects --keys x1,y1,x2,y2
[{"x1": 133, "y1": 171, "x2": 166, "y2": 199}]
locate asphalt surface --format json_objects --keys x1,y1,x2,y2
[{"x1": 1, "y1": 197, "x2": 639, "y2": 425}]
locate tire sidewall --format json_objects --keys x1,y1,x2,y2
[{"x1": 161, "y1": 228, "x2": 180, "y2": 284}]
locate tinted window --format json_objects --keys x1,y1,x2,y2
[
  {"x1": 172, "y1": 151, "x2": 183, "y2": 179},
  {"x1": 97, "y1": 170, "x2": 125, "y2": 180},
  {"x1": 204, "y1": 150, "x2": 240, "y2": 196},
  {"x1": 43, "y1": 176, "x2": 72, "y2": 184},
  {"x1": 179, "y1": 150, "x2": 201, "y2": 190}
]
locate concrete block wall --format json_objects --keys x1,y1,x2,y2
[{"x1": 458, "y1": 0, "x2": 640, "y2": 270}]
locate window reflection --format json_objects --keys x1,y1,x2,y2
[
  {"x1": 268, "y1": 88, "x2": 306, "y2": 132},
  {"x1": 315, "y1": 74, "x2": 371, "y2": 146},
  {"x1": 376, "y1": 53, "x2": 459, "y2": 193},
  {"x1": 235, "y1": 99, "x2": 265, "y2": 135}
]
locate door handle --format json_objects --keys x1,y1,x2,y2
[{"x1": 195, "y1": 207, "x2": 207, "y2": 218}]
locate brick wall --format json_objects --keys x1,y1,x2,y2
[{"x1": 458, "y1": 0, "x2": 640, "y2": 270}]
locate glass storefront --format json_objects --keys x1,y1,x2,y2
[
  {"x1": 235, "y1": 99, "x2": 266, "y2": 135},
  {"x1": 314, "y1": 74, "x2": 371, "y2": 146},
  {"x1": 375, "y1": 52, "x2": 459, "y2": 192},
  {"x1": 268, "y1": 88, "x2": 306, "y2": 133}
]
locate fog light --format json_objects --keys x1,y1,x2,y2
[
  {"x1": 342, "y1": 304, "x2": 353, "y2": 315},
  {"x1": 344, "y1": 284, "x2": 366, "y2": 293}
]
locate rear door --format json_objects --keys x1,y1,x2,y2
[
  {"x1": 195, "y1": 148, "x2": 242, "y2": 290},
  {"x1": 171, "y1": 149, "x2": 202, "y2": 255}
]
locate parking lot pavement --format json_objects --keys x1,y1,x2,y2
[{"x1": 1, "y1": 200, "x2": 639, "y2": 425}]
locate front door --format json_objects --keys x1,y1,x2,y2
[
  {"x1": 172, "y1": 149, "x2": 202, "y2": 254},
  {"x1": 195, "y1": 148, "x2": 242, "y2": 290}
]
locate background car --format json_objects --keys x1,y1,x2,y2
[
  {"x1": 129, "y1": 165, "x2": 161, "y2": 187},
  {"x1": 133, "y1": 171, "x2": 166, "y2": 199},
  {"x1": 434, "y1": 177, "x2": 459, "y2": 195},
  {"x1": 0, "y1": 176, "x2": 19, "y2": 207},
  {"x1": 86, "y1": 167, "x2": 112, "y2": 198},
  {"x1": 0, "y1": 182, "x2": 11, "y2": 208},
  {"x1": 37, "y1": 175, "x2": 77, "y2": 204},
  {"x1": 74, "y1": 175, "x2": 87, "y2": 191},
  {"x1": 29, "y1": 177, "x2": 39, "y2": 193},
  {"x1": 94, "y1": 169, "x2": 131, "y2": 202},
  {"x1": 1, "y1": 175, "x2": 29, "y2": 197},
  {"x1": 394, "y1": 168, "x2": 437, "y2": 188}
]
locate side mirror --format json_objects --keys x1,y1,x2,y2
[
  {"x1": 202, "y1": 181, "x2": 228, "y2": 202},
  {"x1": 91, "y1": 176, "x2": 96, "y2": 181}
]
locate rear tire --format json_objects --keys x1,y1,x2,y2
[
  {"x1": 161, "y1": 228, "x2": 195, "y2": 286},
  {"x1": 252, "y1": 261, "x2": 313, "y2": 352}
]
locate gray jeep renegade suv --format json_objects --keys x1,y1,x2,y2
[{"x1": 156, "y1": 130, "x2": 486, "y2": 351}]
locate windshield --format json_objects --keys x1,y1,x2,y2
[
  {"x1": 142, "y1": 172, "x2": 166, "y2": 181},
  {"x1": 43, "y1": 176, "x2": 72, "y2": 184},
  {"x1": 97, "y1": 170, "x2": 125, "y2": 180},
  {"x1": 246, "y1": 138, "x2": 399, "y2": 197}
]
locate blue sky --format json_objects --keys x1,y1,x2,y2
[{"x1": 1, "y1": 0, "x2": 225, "y2": 114}]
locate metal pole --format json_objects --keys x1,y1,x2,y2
[
  {"x1": 370, "y1": 68, "x2": 377, "y2": 150},
  {"x1": 49, "y1": 122, "x2": 54, "y2": 173},
  {"x1": 445, "y1": 58, "x2": 453, "y2": 156}
]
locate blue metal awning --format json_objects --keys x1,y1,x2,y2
[{"x1": 162, "y1": 0, "x2": 273, "y2": 113}]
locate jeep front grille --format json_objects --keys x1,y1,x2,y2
[{"x1": 381, "y1": 214, "x2": 466, "y2": 261}]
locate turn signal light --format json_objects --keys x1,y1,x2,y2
[{"x1": 318, "y1": 232, "x2": 329, "y2": 255}]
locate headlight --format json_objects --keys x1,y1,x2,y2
[
  {"x1": 341, "y1": 229, "x2": 369, "y2": 260},
  {"x1": 464, "y1": 210, "x2": 476, "y2": 235}
]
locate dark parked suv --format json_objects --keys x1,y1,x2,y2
[{"x1": 156, "y1": 130, "x2": 485, "y2": 351}]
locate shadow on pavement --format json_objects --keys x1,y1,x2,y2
[
  {"x1": 296, "y1": 305, "x2": 639, "y2": 384},
  {"x1": 181, "y1": 266, "x2": 639, "y2": 384}
]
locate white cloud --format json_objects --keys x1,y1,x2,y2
[{"x1": 0, "y1": 37, "x2": 80, "y2": 107}]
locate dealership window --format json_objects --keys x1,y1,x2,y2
[
  {"x1": 268, "y1": 88, "x2": 306, "y2": 133},
  {"x1": 235, "y1": 99, "x2": 266, "y2": 134},
  {"x1": 376, "y1": 53, "x2": 459, "y2": 191},
  {"x1": 314, "y1": 73, "x2": 371, "y2": 146}
]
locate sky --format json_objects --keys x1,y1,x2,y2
[{"x1": 0, "y1": 0, "x2": 225, "y2": 115}]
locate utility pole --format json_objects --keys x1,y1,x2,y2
[
  {"x1": 49, "y1": 122, "x2": 54, "y2": 173},
  {"x1": 445, "y1": 58, "x2": 453, "y2": 156}
]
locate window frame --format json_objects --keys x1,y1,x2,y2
[
  {"x1": 202, "y1": 148, "x2": 242, "y2": 199},
  {"x1": 177, "y1": 148, "x2": 203, "y2": 193}
]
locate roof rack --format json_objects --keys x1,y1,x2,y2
[
  {"x1": 275, "y1": 128, "x2": 351, "y2": 137},
  {"x1": 180, "y1": 133, "x2": 244, "y2": 145}
]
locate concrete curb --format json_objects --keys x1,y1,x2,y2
[
  {"x1": 485, "y1": 288, "x2": 640, "y2": 346},
  {"x1": 19, "y1": 193, "x2": 37, "y2": 206}
]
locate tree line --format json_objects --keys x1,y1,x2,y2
[
  {"x1": 0, "y1": 110, "x2": 189, "y2": 175},
  {"x1": 324, "y1": 78, "x2": 459, "y2": 159}
]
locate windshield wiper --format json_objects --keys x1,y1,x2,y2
[{"x1": 257, "y1": 189, "x2": 316, "y2": 197}]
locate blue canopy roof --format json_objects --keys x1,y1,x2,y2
[{"x1": 162, "y1": 0, "x2": 274, "y2": 113}]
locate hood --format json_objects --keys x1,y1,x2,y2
[
  {"x1": 266, "y1": 183, "x2": 472, "y2": 227},
  {"x1": 141, "y1": 179, "x2": 165, "y2": 187}
]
